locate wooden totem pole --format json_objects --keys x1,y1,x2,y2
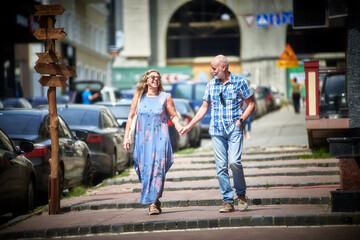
[{"x1": 33, "y1": 4, "x2": 77, "y2": 215}]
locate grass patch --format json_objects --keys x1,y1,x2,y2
[
  {"x1": 176, "y1": 148, "x2": 195, "y2": 155},
  {"x1": 301, "y1": 147, "x2": 330, "y2": 159},
  {"x1": 62, "y1": 186, "x2": 87, "y2": 199}
]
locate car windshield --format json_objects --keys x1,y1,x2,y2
[
  {"x1": 0, "y1": 113, "x2": 40, "y2": 136},
  {"x1": 58, "y1": 108, "x2": 99, "y2": 126},
  {"x1": 326, "y1": 74, "x2": 345, "y2": 94},
  {"x1": 105, "y1": 105, "x2": 131, "y2": 118},
  {"x1": 194, "y1": 83, "x2": 207, "y2": 101}
]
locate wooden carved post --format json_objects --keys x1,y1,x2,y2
[{"x1": 33, "y1": 4, "x2": 76, "y2": 215}]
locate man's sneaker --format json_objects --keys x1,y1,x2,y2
[
  {"x1": 219, "y1": 202, "x2": 235, "y2": 213},
  {"x1": 237, "y1": 194, "x2": 248, "y2": 211}
]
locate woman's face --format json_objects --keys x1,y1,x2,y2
[{"x1": 146, "y1": 72, "x2": 160, "y2": 90}]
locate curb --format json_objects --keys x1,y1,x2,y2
[
  {"x1": 132, "y1": 182, "x2": 340, "y2": 192},
  {"x1": 59, "y1": 197, "x2": 332, "y2": 213},
  {"x1": 2, "y1": 213, "x2": 359, "y2": 239}
]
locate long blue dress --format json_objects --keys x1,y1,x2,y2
[{"x1": 132, "y1": 91, "x2": 174, "y2": 204}]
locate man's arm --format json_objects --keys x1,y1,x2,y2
[
  {"x1": 180, "y1": 100, "x2": 210, "y2": 135},
  {"x1": 235, "y1": 95, "x2": 255, "y2": 126}
]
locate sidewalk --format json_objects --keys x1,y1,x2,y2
[{"x1": 1, "y1": 108, "x2": 359, "y2": 239}]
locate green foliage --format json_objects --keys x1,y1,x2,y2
[
  {"x1": 176, "y1": 148, "x2": 195, "y2": 155},
  {"x1": 301, "y1": 147, "x2": 330, "y2": 159}
]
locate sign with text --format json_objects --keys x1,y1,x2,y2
[
  {"x1": 34, "y1": 63, "x2": 77, "y2": 78},
  {"x1": 34, "y1": 5, "x2": 64, "y2": 16},
  {"x1": 34, "y1": 28, "x2": 67, "y2": 40}
]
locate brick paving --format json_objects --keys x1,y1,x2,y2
[{"x1": 1, "y1": 145, "x2": 359, "y2": 239}]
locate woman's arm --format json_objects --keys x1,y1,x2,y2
[
  {"x1": 165, "y1": 94, "x2": 183, "y2": 133},
  {"x1": 123, "y1": 92, "x2": 141, "y2": 151}
]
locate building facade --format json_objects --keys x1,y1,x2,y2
[{"x1": 111, "y1": 0, "x2": 346, "y2": 97}]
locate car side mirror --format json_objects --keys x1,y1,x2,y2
[
  {"x1": 19, "y1": 141, "x2": 34, "y2": 153},
  {"x1": 75, "y1": 130, "x2": 88, "y2": 141}
]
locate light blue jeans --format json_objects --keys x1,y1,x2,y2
[{"x1": 211, "y1": 126, "x2": 246, "y2": 203}]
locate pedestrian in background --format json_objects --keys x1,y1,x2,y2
[
  {"x1": 82, "y1": 86, "x2": 99, "y2": 104},
  {"x1": 291, "y1": 78, "x2": 301, "y2": 113},
  {"x1": 122, "y1": 69, "x2": 183, "y2": 215},
  {"x1": 180, "y1": 55, "x2": 255, "y2": 213}
]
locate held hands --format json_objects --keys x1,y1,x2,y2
[{"x1": 180, "y1": 125, "x2": 191, "y2": 136}]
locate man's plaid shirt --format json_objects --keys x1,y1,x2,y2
[{"x1": 203, "y1": 73, "x2": 253, "y2": 136}]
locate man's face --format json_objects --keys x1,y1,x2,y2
[{"x1": 211, "y1": 60, "x2": 225, "y2": 80}]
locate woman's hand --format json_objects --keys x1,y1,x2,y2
[{"x1": 123, "y1": 138, "x2": 130, "y2": 152}]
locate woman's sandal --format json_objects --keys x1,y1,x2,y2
[
  {"x1": 149, "y1": 203, "x2": 159, "y2": 215},
  {"x1": 149, "y1": 201, "x2": 162, "y2": 215}
]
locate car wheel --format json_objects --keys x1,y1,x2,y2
[
  {"x1": 82, "y1": 156, "x2": 94, "y2": 186},
  {"x1": 109, "y1": 152, "x2": 116, "y2": 178},
  {"x1": 13, "y1": 178, "x2": 35, "y2": 217}
]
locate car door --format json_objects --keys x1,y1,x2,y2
[
  {"x1": 101, "y1": 108, "x2": 127, "y2": 170},
  {"x1": 58, "y1": 117, "x2": 85, "y2": 186},
  {"x1": 0, "y1": 131, "x2": 26, "y2": 214}
]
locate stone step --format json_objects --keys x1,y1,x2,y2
[{"x1": 109, "y1": 168, "x2": 339, "y2": 185}]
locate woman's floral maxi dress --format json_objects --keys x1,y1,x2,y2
[{"x1": 133, "y1": 92, "x2": 174, "y2": 204}]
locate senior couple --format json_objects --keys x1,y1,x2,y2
[{"x1": 122, "y1": 54, "x2": 255, "y2": 215}]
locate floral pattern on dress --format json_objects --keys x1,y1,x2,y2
[{"x1": 132, "y1": 92, "x2": 174, "y2": 204}]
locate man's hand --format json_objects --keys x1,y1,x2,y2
[{"x1": 180, "y1": 125, "x2": 192, "y2": 136}]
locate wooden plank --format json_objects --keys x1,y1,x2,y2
[
  {"x1": 33, "y1": 28, "x2": 67, "y2": 40},
  {"x1": 34, "y1": 5, "x2": 64, "y2": 16},
  {"x1": 36, "y1": 51, "x2": 61, "y2": 64},
  {"x1": 38, "y1": 76, "x2": 69, "y2": 87},
  {"x1": 34, "y1": 63, "x2": 77, "y2": 78}
]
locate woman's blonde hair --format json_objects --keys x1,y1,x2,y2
[{"x1": 135, "y1": 69, "x2": 164, "y2": 96}]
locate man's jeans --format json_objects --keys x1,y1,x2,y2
[{"x1": 211, "y1": 125, "x2": 246, "y2": 203}]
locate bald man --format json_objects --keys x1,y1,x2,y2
[{"x1": 181, "y1": 55, "x2": 255, "y2": 213}]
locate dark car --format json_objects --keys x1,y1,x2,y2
[
  {"x1": 54, "y1": 104, "x2": 129, "y2": 178},
  {"x1": 319, "y1": 72, "x2": 347, "y2": 118},
  {"x1": 0, "y1": 128, "x2": 36, "y2": 216},
  {"x1": 95, "y1": 100, "x2": 181, "y2": 153},
  {"x1": 0, "y1": 109, "x2": 93, "y2": 195},
  {"x1": 1, "y1": 98, "x2": 32, "y2": 109},
  {"x1": 170, "y1": 81, "x2": 211, "y2": 136},
  {"x1": 173, "y1": 98, "x2": 202, "y2": 148},
  {"x1": 94, "y1": 101, "x2": 132, "y2": 128}
]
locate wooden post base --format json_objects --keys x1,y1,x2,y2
[{"x1": 48, "y1": 177, "x2": 60, "y2": 215}]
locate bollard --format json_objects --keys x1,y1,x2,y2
[{"x1": 328, "y1": 137, "x2": 360, "y2": 212}]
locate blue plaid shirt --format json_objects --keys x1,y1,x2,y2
[{"x1": 203, "y1": 73, "x2": 253, "y2": 136}]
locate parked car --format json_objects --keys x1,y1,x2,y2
[
  {"x1": 0, "y1": 109, "x2": 93, "y2": 195},
  {"x1": 95, "y1": 100, "x2": 181, "y2": 153},
  {"x1": 170, "y1": 81, "x2": 211, "y2": 136},
  {"x1": 1, "y1": 98, "x2": 32, "y2": 109},
  {"x1": 168, "y1": 109, "x2": 190, "y2": 152},
  {"x1": 257, "y1": 86, "x2": 275, "y2": 112},
  {"x1": 173, "y1": 98, "x2": 202, "y2": 148},
  {"x1": 27, "y1": 96, "x2": 69, "y2": 108},
  {"x1": 51, "y1": 104, "x2": 129, "y2": 179},
  {"x1": 70, "y1": 80, "x2": 121, "y2": 104},
  {"x1": 319, "y1": 71, "x2": 347, "y2": 118},
  {"x1": 271, "y1": 87, "x2": 283, "y2": 110},
  {"x1": 0, "y1": 128, "x2": 36, "y2": 216},
  {"x1": 252, "y1": 88, "x2": 267, "y2": 119},
  {"x1": 94, "y1": 101, "x2": 132, "y2": 128}
]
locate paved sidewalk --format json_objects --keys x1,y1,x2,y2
[{"x1": 1, "y1": 108, "x2": 359, "y2": 239}]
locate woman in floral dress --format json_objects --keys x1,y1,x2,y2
[{"x1": 123, "y1": 69, "x2": 183, "y2": 215}]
